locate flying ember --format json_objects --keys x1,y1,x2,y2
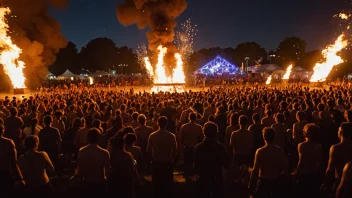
[
  {"x1": 282, "y1": 64, "x2": 293, "y2": 80},
  {"x1": 144, "y1": 45, "x2": 186, "y2": 93},
  {"x1": 0, "y1": 7, "x2": 26, "y2": 89},
  {"x1": 310, "y1": 34, "x2": 348, "y2": 83},
  {"x1": 266, "y1": 75, "x2": 272, "y2": 85}
]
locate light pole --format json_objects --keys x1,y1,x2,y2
[
  {"x1": 270, "y1": 54, "x2": 276, "y2": 64},
  {"x1": 245, "y1": 57, "x2": 249, "y2": 73}
]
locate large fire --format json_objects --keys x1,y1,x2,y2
[
  {"x1": 144, "y1": 45, "x2": 186, "y2": 92},
  {"x1": 282, "y1": 64, "x2": 293, "y2": 80},
  {"x1": 0, "y1": 7, "x2": 26, "y2": 89},
  {"x1": 310, "y1": 34, "x2": 348, "y2": 82}
]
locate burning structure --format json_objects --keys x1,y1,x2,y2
[
  {"x1": 0, "y1": 0, "x2": 68, "y2": 92},
  {"x1": 117, "y1": 0, "x2": 187, "y2": 92}
]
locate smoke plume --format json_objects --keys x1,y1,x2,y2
[
  {"x1": 0, "y1": 0, "x2": 68, "y2": 90},
  {"x1": 117, "y1": 0, "x2": 187, "y2": 70}
]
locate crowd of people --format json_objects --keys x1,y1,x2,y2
[{"x1": 0, "y1": 83, "x2": 352, "y2": 198}]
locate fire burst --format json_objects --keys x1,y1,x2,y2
[
  {"x1": 310, "y1": 34, "x2": 348, "y2": 82},
  {"x1": 175, "y1": 18, "x2": 197, "y2": 62},
  {"x1": 282, "y1": 64, "x2": 293, "y2": 80},
  {"x1": 0, "y1": 7, "x2": 26, "y2": 89},
  {"x1": 144, "y1": 45, "x2": 186, "y2": 92},
  {"x1": 266, "y1": 75, "x2": 272, "y2": 85}
]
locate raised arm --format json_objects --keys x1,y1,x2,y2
[{"x1": 42, "y1": 151, "x2": 54, "y2": 173}]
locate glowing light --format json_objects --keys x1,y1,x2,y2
[
  {"x1": 310, "y1": 34, "x2": 348, "y2": 82},
  {"x1": 282, "y1": 64, "x2": 293, "y2": 80},
  {"x1": 144, "y1": 45, "x2": 186, "y2": 93},
  {"x1": 339, "y1": 13, "x2": 351, "y2": 20},
  {"x1": 137, "y1": 44, "x2": 148, "y2": 68},
  {"x1": 0, "y1": 7, "x2": 26, "y2": 89},
  {"x1": 266, "y1": 75, "x2": 272, "y2": 85},
  {"x1": 89, "y1": 77, "x2": 94, "y2": 85},
  {"x1": 195, "y1": 56, "x2": 239, "y2": 74},
  {"x1": 175, "y1": 18, "x2": 197, "y2": 62}
]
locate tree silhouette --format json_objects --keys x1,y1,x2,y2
[
  {"x1": 233, "y1": 42, "x2": 267, "y2": 66},
  {"x1": 49, "y1": 41, "x2": 79, "y2": 75},
  {"x1": 276, "y1": 37, "x2": 307, "y2": 67}
]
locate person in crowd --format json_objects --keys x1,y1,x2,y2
[
  {"x1": 23, "y1": 118, "x2": 42, "y2": 137},
  {"x1": 261, "y1": 110, "x2": 274, "y2": 127},
  {"x1": 4, "y1": 107, "x2": 24, "y2": 152},
  {"x1": 108, "y1": 130, "x2": 140, "y2": 198},
  {"x1": 124, "y1": 133, "x2": 142, "y2": 171},
  {"x1": 38, "y1": 115, "x2": 62, "y2": 167},
  {"x1": 225, "y1": 113, "x2": 240, "y2": 149},
  {"x1": 135, "y1": 114, "x2": 154, "y2": 154},
  {"x1": 194, "y1": 121, "x2": 229, "y2": 198},
  {"x1": 180, "y1": 112, "x2": 203, "y2": 178},
  {"x1": 76, "y1": 128, "x2": 110, "y2": 196},
  {"x1": 271, "y1": 113, "x2": 288, "y2": 152},
  {"x1": 294, "y1": 123, "x2": 322, "y2": 198},
  {"x1": 147, "y1": 116, "x2": 177, "y2": 198},
  {"x1": 75, "y1": 115, "x2": 93, "y2": 149},
  {"x1": 323, "y1": 122, "x2": 352, "y2": 195},
  {"x1": 230, "y1": 115, "x2": 253, "y2": 167},
  {"x1": 0, "y1": 124, "x2": 25, "y2": 198},
  {"x1": 52, "y1": 111, "x2": 65, "y2": 135},
  {"x1": 249, "y1": 127, "x2": 288, "y2": 198},
  {"x1": 130, "y1": 112, "x2": 140, "y2": 129},
  {"x1": 336, "y1": 162, "x2": 352, "y2": 198},
  {"x1": 62, "y1": 118, "x2": 81, "y2": 159},
  {"x1": 18, "y1": 135, "x2": 54, "y2": 197},
  {"x1": 248, "y1": 113, "x2": 265, "y2": 156}
]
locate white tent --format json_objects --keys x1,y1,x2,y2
[
  {"x1": 58, "y1": 70, "x2": 75, "y2": 79},
  {"x1": 47, "y1": 72, "x2": 56, "y2": 79}
]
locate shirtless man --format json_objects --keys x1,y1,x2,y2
[
  {"x1": 249, "y1": 127, "x2": 288, "y2": 198},
  {"x1": 336, "y1": 162, "x2": 352, "y2": 198},
  {"x1": 230, "y1": 115, "x2": 253, "y2": 167},
  {"x1": 0, "y1": 124, "x2": 24, "y2": 198},
  {"x1": 323, "y1": 122, "x2": 352, "y2": 195},
  {"x1": 271, "y1": 113, "x2": 288, "y2": 152},
  {"x1": 294, "y1": 124, "x2": 322, "y2": 198}
]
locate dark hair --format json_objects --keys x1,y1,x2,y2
[
  {"x1": 87, "y1": 128, "x2": 101, "y2": 144},
  {"x1": 252, "y1": 113, "x2": 260, "y2": 123},
  {"x1": 208, "y1": 115, "x2": 215, "y2": 122},
  {"x1": 262, "y1": 127, "x2": 275, "y2": 143},
  {"x1": 239, "y1": 115, "x2": 248, "y2": 126},
  {"x1": 203, "y1": 122, "x2": 218, "y2": 139},
  {"x1": 132, "y1": 112, "x2": 139, "y2": 121},
  {"x1": 24, "y1": 135, "x2": 39, "y2": 150},
  {"x1": 296, "y1": 111, "x2": 306, "y2": 121},
  {"x1": 124, "y1": 133, "x2": 137, "y2": 146},
  {"x1": 276, "y1": 113, "x2": 284, "y2": 123},
  {"x1": 92, "y1": 119, "x2": 101, "y2": 128},
  {"x1": 189, "y1": 112, "x2": 197, "y2": 122},
  {"x1": 340, "y1": 122, "x2": 352, "y2": 140},
  {"x1": 10, "y1": 107, "x2": 18, "y2": 116},
  {"x1": 231, "y1": 113, "x2": 240, "y2": 125},
  {"x1": 73, "y1": 118, "x2": 82, "y2": 129},
  {"x1": 84, "y1": 115, "x2": 93, "y2": 127},
  {"x1": 43, "y1": 115, "x2": 53, "y2": 126},
  {"x1": 158, "y1": 116, "x2": 168, "y2": 128},
  {"x1": 303, "y1": 123, "x2": 320, "y2": 141},
  {"x1": 138, "y1": 114, "x2": 146, "y2": 125},
  {"x1": 345, "y1": 110, "x2": 352, "y2": 122}
]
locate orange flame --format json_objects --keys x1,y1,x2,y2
[
  {"x1": 144, "y1": 45, "x2": 186, "y2": 92},
  {"x1": 310, "y1": 34, "x2": 348, "y2": 82},
  {"x1": 282, "y1": 64, "x2": 293, "y2": 80},
  {"x1": 266, "y1": 75, "x2": 272, "y2": 85},
  {"x1": 0, "y1": 7, "x2": 26, "y2": 89}
]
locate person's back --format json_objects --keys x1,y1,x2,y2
[
  {"x1": 4, "y1": 108, "x2": 24, "y2": 144},
  {"x1": 256, "y1": 144, "x2": 286, "y2": 179},
  {"x1": 271, "y1": 114, "x2": 288, "y2": 151},
  {"x1": 336, "y1": 162, "x2": 352, "y2": 198},
  {"x1": 249, "y1": 114, "x2": 265, "y2": 153},
  {"x1": 135, "y1": 114, "x2": 153, "y2": 153},
  {"x1": 38, "y1": 125, "x2": 61, "y2": 159},
  {"x1": 148, "y1": 129, "x2": 177, "y2": 162},
  {"x1": 180, "y1": 121, "x2": 203, "y2": 148}
]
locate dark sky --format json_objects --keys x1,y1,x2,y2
[{"x1": 50, "y1": 0, "x2": 348, "y2": 52}]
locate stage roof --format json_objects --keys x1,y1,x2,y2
[{"x1": 195, "y1": 56, "x2": 239, "y2": 75}]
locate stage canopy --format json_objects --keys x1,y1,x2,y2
[
  {"x1": 194, "y1": 56, "x2": 239, "y2": 75},
  {"x1": 58, "y1": 70, "x2": 75, "y2": 78}
]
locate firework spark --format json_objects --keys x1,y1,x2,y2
[
  {"x1": 175, "y1": 18, "x2": 197, "y2": 62},
  {"x1": 136, "y1": 44, "x2": 148, "y2": 67}
]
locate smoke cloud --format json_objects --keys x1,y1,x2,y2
[
  {"x1": 0, "y1": 0, "x2": 68, "y2": 90},
  {"x1": 117, "y1": 0, "x2": 187, "y2": 70}
]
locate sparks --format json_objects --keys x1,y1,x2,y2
[
  {"x1": 0, "y1": 7, "x2": 26, "y2": 89},
  {"x1": 339, "y1": 13, "x2": 351, "y2": 20},
  {"x1": 175, "y1": 18, "x2": 197, "y2": 62},
  {"x1": 266, "y1": 75, "x2": 272, "y2": 85},
  {"x1": 310, "y1": 34, "x2": 348, "y2": 82},
  {"x1": 282, "y1": 64, "x2": 293, "y2": 80}
]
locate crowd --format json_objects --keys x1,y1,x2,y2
[{"x1": 0, "y1": 84, "x2": 352, "y2": 198}]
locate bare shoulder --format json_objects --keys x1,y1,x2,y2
[{"x1": 0, "y1": 137, "x2": 15, "y2": 148}]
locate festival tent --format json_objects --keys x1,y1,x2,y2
[
  {"x1": 249, "y1": 64, "x2": 284, "y2": 73},
  {"x1": 46, "y1": 72, "x2": 56, "y2": 80},
  {"x1": 58, "y1": 70, "x2": 75, "y2": 79},
  {"x1": 194, "y1": 56, "x2": 239, "y2": 75}
]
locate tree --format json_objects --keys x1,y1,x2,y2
[
  {"x1": 49, "y1": 41, "x2": 79, "y2": 75},
  {"x1": 233, "y1": 42, "x2": 267, "y2": 66},
  {"x1": 78, "y1": 38, "x2": 118, "y2": 72},
  {"x1": 117, "y1": 46, "x2": 140, "y2": 74},
  {"x1": 275, "y1": 37, "x2": 307, "y2": 67},
  {"x1": 301, "y1": 50, "x2": 323, "y2": 71}
]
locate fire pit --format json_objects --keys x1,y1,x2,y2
[
  {"x1": 14, "y1": 88, "x2": 25, "y2": 94},
  {"x1": 151, "y1": 83, "x2": 186, "y2": 93}
]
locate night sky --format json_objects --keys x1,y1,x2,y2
[{"x1": 50, "y1": 0, "x2": 348, "y2": 52}]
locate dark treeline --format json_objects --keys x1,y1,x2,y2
[{"x1": 49, "y1": 37, "x2": 352, "y2": 78}]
